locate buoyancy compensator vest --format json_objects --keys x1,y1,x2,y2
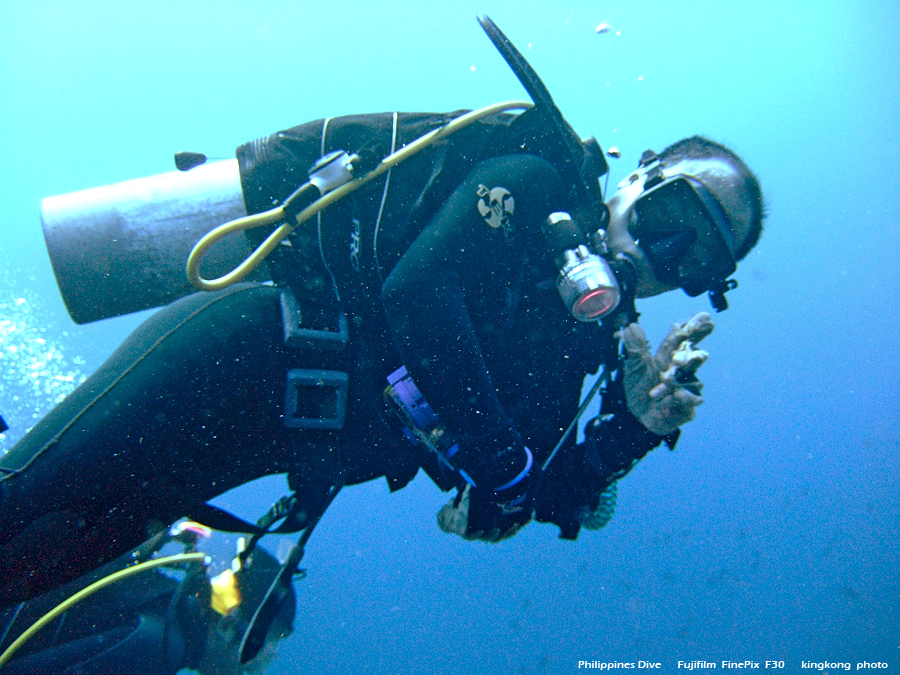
[{"x1": 231, "y1": 16, "x2": 618, "y2": 316}]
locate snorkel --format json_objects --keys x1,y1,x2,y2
[{"x1": 476, "y1": 16, "x2": 638, "y2": 325}]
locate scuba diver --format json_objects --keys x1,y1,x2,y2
[
  {"x1": 0, "y1": 522, "x2": 294, "y2": 674},
  {"x1": 0, "y1": 14, "x2": 764, "y2": 629}
]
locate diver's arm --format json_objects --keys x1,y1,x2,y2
[
  {"x1": 533, "y1": 394, "x2": 678, "y2": 540},
  {"x1": 534, "y1": 315, "x2": 715, "y2": 538},
  {"x1": 382, "y1": 154, "x2": 567, "y2": 492}
]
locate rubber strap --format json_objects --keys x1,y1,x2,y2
[{"x1": 494, "y1": 447, "x2": 533, "y2": 492}]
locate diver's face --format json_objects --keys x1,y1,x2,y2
[
  {"x1": 605, "y1": 157, "x2": 749, "y2": 299},
  {"x1": 605, "y1": 170, "x2": 676, "y2": 298}
]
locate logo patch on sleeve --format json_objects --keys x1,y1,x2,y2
[{"x1": 476, "y1": 184, "x2": 515, "y2": 238}]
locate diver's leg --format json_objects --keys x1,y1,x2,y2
[{"x1": 0, "y1": 283, "x2": 297, "y2": 605}]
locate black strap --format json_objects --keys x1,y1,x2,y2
[
  {"x1": 187, "y1": 493, "x2": 312, "y2": 537},
  {"x1": 239, "y1": 483, "x2": 342, "y2": 664},
  {"x1": 186, "y1": 503, "x2": 267, "y2": 535}
]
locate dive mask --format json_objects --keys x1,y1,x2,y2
[{"x1": 630, "y1": 153, "x2": 737, "y2": 299}]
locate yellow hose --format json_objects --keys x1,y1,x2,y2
[
  {"x1": 186, "y1": 100, "x2": 533, "y2": 291},
  {"x1": 0, "y1": 552, "x2": 207, "y2": 669}
]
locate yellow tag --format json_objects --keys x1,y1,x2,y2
[{"x1": 210, "y1": 568, "x2": 241, "y2": 616}]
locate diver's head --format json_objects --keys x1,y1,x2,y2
[{"x1": 605, "y1": 136, "x2": 765, "y2": 300}]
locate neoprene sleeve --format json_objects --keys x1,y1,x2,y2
[{"x1": 381, "y1": 154, "x2": 567, "y2": 439}]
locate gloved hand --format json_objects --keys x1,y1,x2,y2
[
  {"x1": 618, "y1": 312, "x2": 715, "y2": 436},
  {"x1": 436, "y1": 421, "x2": 534, "y2": 542},
  {"x1": 437, "y1": 484, "x2": 532, "y2": 542}
]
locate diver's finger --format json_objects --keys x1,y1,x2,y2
[
  {"x1": 649, "y1": 380, "x2": 670, "y2": 399},
  {"x1": 657, "y1": 313, "x2": 714, "y2": 365},
  {"x1": 656, "y1": 389, "x2": 703, "y2": 426},
  {"x1": 650, "y1": 370, "x2": 705, "y2": 400},
  {"x1": 619, "y1": 323, "x2": 651, "y2": 357},
  {"x1": 678, "y1": 377, "x2": 704, "y2": 396},
  {"x1": 672, "y1": 347, "x2": 709, "y2": 374},
  {"x1": 655, "y1": 323, "x2": 689, "y2": 366},
  {"x1": 680, "y1": 312, "x2": 715, "y2": 344},
  {"x1": 670, "y1": 394, "x2": 701, "y2": 427},
  {"x1": 671, "y1": 387, "x2": 704, "y2": 408}
]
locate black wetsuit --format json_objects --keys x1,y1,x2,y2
[{"x1": 0, "y1": 111, "x2": 669, "y2": 606}]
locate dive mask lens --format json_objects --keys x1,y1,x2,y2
[
  {"x1": 632, "y1": 176, "x2": 736, "y2": 296},
  {"x1": 639, "y1": 228, "x2": 697, "y2": 289}
]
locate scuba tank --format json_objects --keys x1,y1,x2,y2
[{"x1": 39, "y1": 159, "x2": 266, "y2": 325}]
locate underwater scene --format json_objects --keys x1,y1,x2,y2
[{"x1": 1, "y1": 1, "x2": 898, "y2": 673}]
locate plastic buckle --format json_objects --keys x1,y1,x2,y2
[
  {"x1": 281, "y1": 290, "x2": 349, "y2": 351},
  {"x1": 284, "y1": 369, "x2": 348, "y2": 429}
]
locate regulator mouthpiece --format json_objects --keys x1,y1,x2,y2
[{"x1": 556, "y1": 245, "x2": 621, "y2": 321}]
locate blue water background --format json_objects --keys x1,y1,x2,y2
[{"x1": 1, "y1": 1, "x2": 898, "y2": 672}]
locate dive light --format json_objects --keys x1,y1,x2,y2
[{"x1": 545, "y1": 212, "x2": 620, "y2": 322}]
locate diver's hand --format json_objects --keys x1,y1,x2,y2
[
  {"x1": 619, "y1": 312, "x2": 715, "y2": 436},
  {"x1": 437, "y1": 485, "x2": 532, "y2": 543}
]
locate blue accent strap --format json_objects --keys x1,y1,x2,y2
[
  {"x1": 494, "y1": 447, "x2": 533, "y2": 492},
  {"x1": 458, "y1": 469, "x2": 477, "y2": 488},
  {"x1": 387, "y1": 366, "x2": 439, "y2": 430}
]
